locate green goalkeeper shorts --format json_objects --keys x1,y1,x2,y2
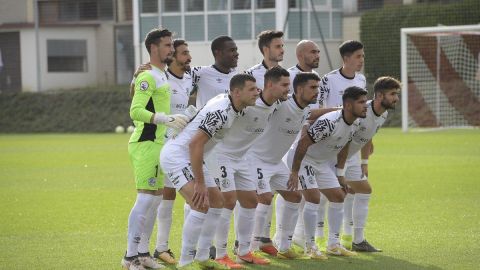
[{"x1": 128, "y1": 141, "x2": 164, "y2": 190}]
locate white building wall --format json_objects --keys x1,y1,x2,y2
[{"x1": 20, "y1": 27, "x2": 98, "y2": 91}]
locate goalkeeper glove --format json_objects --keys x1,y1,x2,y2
[{"x1": 153, "y1": 113, "x2": 189, "y2": 130}]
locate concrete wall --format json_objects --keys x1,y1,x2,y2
[
  {"x1": 20, "y1": 27, "x2": 98, "y2": 91},
  {"x1": 95, "y1": 23, "x2": 116, "y2": 86},
  {"x1": 140, "y1": 39, "x2": 343, "y2": 77},
  {"x1": 0, "y1": 0, "x2": 29, "y2": 24},
  {"x1": 342, "y1": 15, "x2": 361, "y2": 42}
]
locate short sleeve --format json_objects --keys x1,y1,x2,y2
[{"x1": 198, "y1": 109, "x2": 228, "y2": 138}]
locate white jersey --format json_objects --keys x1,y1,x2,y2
[
  {"x1": 245, "y1": 62, "x2": 268, "y2": 90},
  {"x1": 166, "y1": 69, "x2": 192, "y2": 115},
  {"x1": 216, "y1": 94, "x2": 279, "y2": 159},
  {"x1": 249, "y1": 95, "x2": 310, "y2": 163},
  {"x1": 191, "y1": 65, "x2": 238, "y2": 109},
  {"x1": 348, "y1": 100, "x2": 387, "y2": 157},
  {"x1": 287, "y1": 65, "x2": 320, "y2": 95},
  {"x1": 165, "y1": 94, "x2": 242, "y2": 158},
  {"x1": 319, "y1": 68, "x2": 366, "y2": 108},
  {"x1": 289, "y1": 110, "x2": 359, "y2": 163}
]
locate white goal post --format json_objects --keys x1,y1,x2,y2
[{"x1": 401, "y1": 24, "x2": 480, "y2": 132}]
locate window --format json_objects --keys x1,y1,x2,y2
[
  {"x1": 255, "y1": 0, "x2": 275, "y2": 9},
  {"x1": 233, "y1": 0, "x2": 251, "y2": 10},
  {"x1": 162, "y1": 0, "x2": 180, "y2": 12},
  {"x1": 162, "y1": 15, "x2": 182, "y2": 37},
  {"x1": 231, "y1": 13, "x2": 251, "y2": 40},
  {"x1": 142, "y1": 0, "x2": 158, "y2": 13},
  {"x1": 208, "y1": 14, "x2": 228, "y2": 40},
  {"x1": 255, "y1": 12, "x2": 275, "y2": 36},
  {"x1": 140, "y1": 16, "x2": 159, "y2": 41},
  {"x1": 208, "y1": 0, "x2": 227, "y2": 10},
  {"x1": 310, "y1": 11, "x2": 330, "y2": 39},
  {"x1": 185, "y1": 15, "x2": 205, "y2": 41},
  {"x1": 186, "y1": 0, "x2": 204, "y2": 11},
  {"x1": 47, "y1": 40, "x2": 87, "y2": 72}
]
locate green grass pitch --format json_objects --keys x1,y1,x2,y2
[{"x1": 0, "y1": 128, "x2": 479, "y2": 269}]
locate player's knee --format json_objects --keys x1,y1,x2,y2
[
  {"x1": 223, "y1": 195, "x2": 237, "y2": 209},
  {"x1": 289, "y1": 191, "x2": 302, "y2": 203},
  {"x1": 258, "y1": 193, "x2": 272, "y2": 205},
  {"x1": 329, "y1": 189, "x2": 345, "y2": 203},
  {"x1": 163, "y1": 187, "x2": 176, "y2": 200}
]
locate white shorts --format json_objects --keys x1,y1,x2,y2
[
  {"x1": 216, "y1": 153, "x2": 256, "y2": 192},
  {"x1": 345, "y1": 153, "x2": 367, "y2": 181},
  {"x1": 246, "y1": 153, "x2": 290, "y2": 194},
  {"x1": 285, "y1": 150, "x2": 340, "y2": 190},
  {"x1": 299, "y1": 159, "x2": 340, "y2": 190},
  {"x1": 160, "y1": 147, "x2": 217, "y2": 191}
]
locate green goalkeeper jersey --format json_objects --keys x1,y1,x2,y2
[{"x1": 129, "y1": 65, "x2": 171, "y2": 144}]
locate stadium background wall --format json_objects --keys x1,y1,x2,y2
[{"x1": 360, "y1": 0, "x2": 480, "y2": 127}]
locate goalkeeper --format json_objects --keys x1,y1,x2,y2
[{"x1": 122, "y1": 28, "x2": 188, "y2": 270}]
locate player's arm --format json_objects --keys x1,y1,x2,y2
[
  {"x1": 129, "y1": 63, "x2": 152, "y2": 98},
  {"x1": 336, "y1": 141, "x2": 351, "y2": 192},
  {"x1": 189, "y1": 130, "x2": 210, "y2": 209},
  {"x1": 130, "y1": 73, "x2": 188, "y2": 128},
  {"x1": 360, "y1": 139, "x2": 372, "y2": 177},
  {"x1": 287, "y1": 133, "x2": 314, "y2": 191}
]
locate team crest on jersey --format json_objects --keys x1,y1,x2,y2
[
  {"x1": 221, "y1": 178, "x2": 230, "y2": 189},
  {"x1": 258, "y1": 179, "x2": 266, "y2": 190},
  {"x1": 140, "y1": 81, "x2": 149, "y2": 91},
  {"x1": 148, "y1": 177, "x2": 156, "y2": 187}
]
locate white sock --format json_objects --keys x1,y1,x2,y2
[
  {"x1": 315, "y1": 195, "x2": 328, "y2": 238},
  {"x1": 237, "y1": 206, "x2": 256, "y2": 256},
  {"x1": 303, "y1": 201, "x2": 319, "y2": 248},
  {"x1": 261, "y1": 204, "x2": 273, "y2": 239},
  {"x1": 273, "y1": 194, "x2": 285, "y2": 243},
  {"x1": 183, "y1": 202, "x2": 191, "y2": 221},
  {"x1": 251, "y1": 203, "x2": 270, "y2": 251},
  {"x1": 138, "y1": 195, "x2": 163, "y2": 253},
  {"x1": 327, "y1": 202, "x2": 344, "y2": 247},
  {"x1": 156, "y1": 199, "x2": 174, "y2": 252},
  {"x1": 353, "y1": 193, "x2": 371, "y2": 244},
  {"x1": 178, "y1": 210, "x2": 206, "y2": 267},
  {"x1": 215, "y1": 208, "x2": 233, "y2": 259},
  {"x1": 279, "y1": 200, "x2": 300, "y2": 251},
  {"x1": 196, "y1": 208, "x2": 223, "y2": 261},
  {"x1": 292, "y1": 198, "x2": 305, "y2": 245},
  {"x1": 126, "y1": 193, "x2": 155, "y2": 257},
  {"x1": 343, "y1": 193, "x2": 354, "y2": 236}
]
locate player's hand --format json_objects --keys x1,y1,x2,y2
[
  {"x1": 287, "y1": 172, "x2": 299, "y2": 191},
  {"x1": 338, "y1": 176, "x2": 349, "y2": 193},
  {"x1": 153, "y1": 113, "x2": 189, "y2": 130},
  {"x1": 134, "y1": 62, "x2": 152, "y2": 77},
  {"x1": 361, "y1": 164, "x2": 368, "y2": 178},
  {"x1": 192, "y1": 182, "x2": 209, "y2": 209}
]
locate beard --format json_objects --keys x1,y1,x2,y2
[{"x1": 381, "y1": 99, "x2": 396, "y2": 110}]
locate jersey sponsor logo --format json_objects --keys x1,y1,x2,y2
[
  {"x1": 278, "y1": 127, "x2": 300, "y2": 135},
  {"x1": 246, "y1": 126, "x2": 264, "y2": 134},
  {"x1": 216, "y1": 78, "x2": 222, "y2": 83},
  {"x1": 148, "y1": 177, "x2": 157, "y2": 187},
  {"x1": 140, "y1": 81, "x2": 149, "y2": 91}
]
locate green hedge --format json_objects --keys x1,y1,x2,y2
[
  {"x1": 360, "y1": 0, "x2": 480, "y2": 126},
  {"x1": 0, "y1": 88, "x2": 132, "y2": 133}
]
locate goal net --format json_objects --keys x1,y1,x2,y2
[{"x1": 401, "y1": 24, "x2": 480, "y2": 132}]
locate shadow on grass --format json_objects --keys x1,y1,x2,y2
[{"x1": 253, "y1": 253, "x2": 443, "y2": 270}]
